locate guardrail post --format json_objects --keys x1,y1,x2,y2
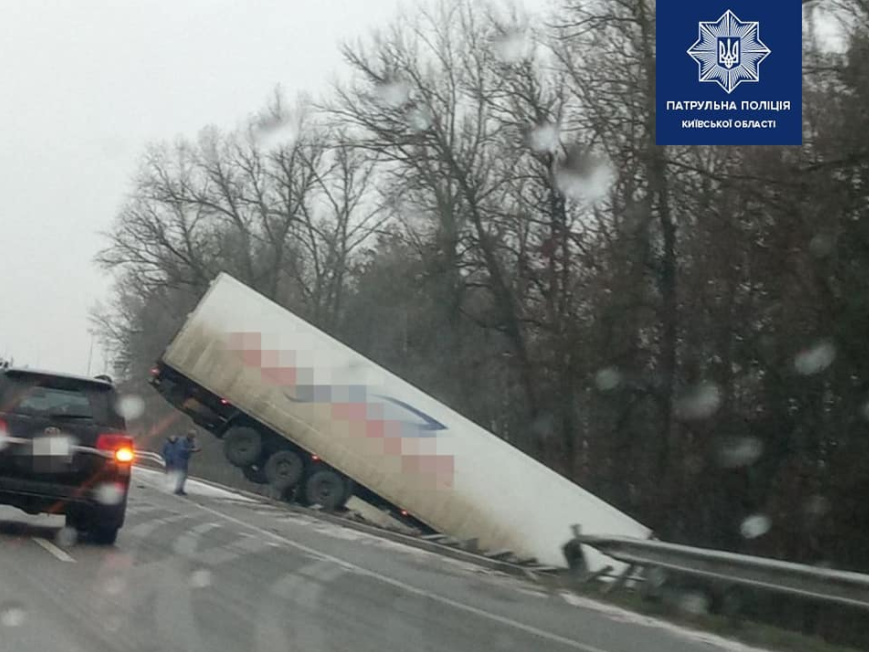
[
  {"x1": 603, "y1": 563, "x2": 637, "y2": 595},
  {"x1": 563, "y1": 524, "x2": 586, "y2": 579}
]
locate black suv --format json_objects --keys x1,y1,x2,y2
[{"x1": 0, "y1": 367, "x2": 134, "y2": 544}]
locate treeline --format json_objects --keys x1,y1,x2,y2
[{"x1": 95, "y1": 0, "x2": 869, "y2": 644}]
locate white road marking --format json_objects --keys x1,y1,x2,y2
[
  {"x1": 154, "y1": 556, "x2": 205, "y2": 652},
  {"x1": 199, "y1": 532, "x2": 271, "y2": 566},
  {"x1": 33, "y1": 537, "x2": 75, "y2": 562},
  {"x1": 191, "y1": 502, "x2": 609, "y2": 652},
  {"x1": 173, "y1": 521, "x2": 222, "y2": 558},
  {"x1": 127, "y1": 512, "x2": 192, "y2": 538},
  {"x1": 254, "y1": 560, "x2": 341, "y2": 652}
]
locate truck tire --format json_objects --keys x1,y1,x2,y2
[
  {"x1": 223, "y1": 426, "x2": 263, "y2": 467},
  {"x1": 242, "y1": 464, "x2": 268, "y2": 484},
  {"x1": 303, "y1": 470, "x2": 348, "y2": 511},
  {"x1": 341, "y1": 478, "x2": 355, "y2": 507},
  {"x1": 264, "y1": 451, "x2": 304, "y2": 491}
]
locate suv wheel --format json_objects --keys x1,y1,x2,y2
[{"x1": 91, "y1": 526, "x2": 119, "y2": 546}]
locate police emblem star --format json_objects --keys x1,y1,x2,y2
[{"x1": 687, "y1": 9, "x2": 770, "y2": 95}]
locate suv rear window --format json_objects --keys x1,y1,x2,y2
[{"x1": 0, "y1": 372, "x2": 125, "y2": 429}]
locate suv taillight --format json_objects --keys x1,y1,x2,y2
[{"x1": 96, "y1": 433, "x2": 135, "y2": 463}]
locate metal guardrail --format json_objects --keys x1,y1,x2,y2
[
  {"x1": 134, "y1": 450, "x2": 166, "y2": 467},
  {"x1": 576, "y1": 534, "x2": 869, "y2": 610}
]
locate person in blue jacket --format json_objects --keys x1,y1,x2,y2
[
  {"x1": 161, "y1": 433, "x2": 179, "y2": 473},
  {"x1": 172, "y1": 429, "x2": 202, "y2": 496}
]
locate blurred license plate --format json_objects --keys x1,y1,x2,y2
[{"x1": 32, "y1": 436, "x2": 74, "y2": 459}]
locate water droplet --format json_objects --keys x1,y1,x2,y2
[
  {"x1": 808, "y1": 233, "x2": 834, "y2": 258},
  {"x1": 0, "y1": 602, "x2": 26, "y2": 627},
  {"x1": 105, "y1": 614, "x2": 123, "y2": 633},
  {"x1": 805, "y1": 495, "x2": 830, "y2": 518},
  {"x1": 528, "y1": 123, "x2": 560, "y2": 153},
  {"x1": 251, "y1": 110, "x2": 297, "y2": 149},
  {"x1": 190, "y1": 569, "x2": 212, "y2": 588},
  {"x1": 674, "y1": 382, "x2": 722, "y2": 420},
  {"x1": 375, "y1": 80, "x2": 411, "y2": 108},
  {"x1": 95, "y1": 483, "x2": 126, "y2": 506},
  {"x1": 677, "y1": 591, "x2": 710, "y2": 615},
  {"x1": 492, "y1": 31, "x2": 533, "y2": 64},
  {"x1": 405, "y1": 105, "x2": 433, "y2": 132},
  {"x1": 594, "y1": 367, "x2": 621, "y2": 392},
  {"x1": 716, "y1": 436, "x2": 763, "y2": 468},
  {"x1": 104, "y1": 576, "x2": 125, "y2": 596},
  {"x1": 646, "y1": 566, "x2": 668, "y2": 588},
  {"x1": 56, "y1": 526, "x2": 78, "y2": 548},
  {"x1": 794, "y1": 340, "x2": 836, "y2": 375},
  {"x1": 555, "y1": 151, "x2": 613, "y2": 204},
  {"x1": 685, "y1": 454, "x2": 704, "y2": 474},
  {"x1": 740, "y1": 514, "x2": 771, "y2": 539},
  {"x1": 115, "y1": 395, "x2": 145, "y2": 420}
]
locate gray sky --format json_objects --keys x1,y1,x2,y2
[
  {"x1": 0, "y1": 0, "x2": 429, "y2": 375},
  {"x1": 4, "y1": 0, "x2": 823, "y2": 378}
]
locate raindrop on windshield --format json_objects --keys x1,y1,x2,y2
[
  {"x1": 56, "y1": 526, "x2": 78, "y2": 548},
  {"x1": 492, "y1": 30, "x2": 533, "y2": 64},
  {"x1": 805, "y1": 495, "x2": 830, "y2": 519},
  {"x1": 555, "y1": 148, "x2": 614, "y2": 204},
  {"x1": 252, "y1": 111, "x2": 296, "y2": 148},
  {"x1": 715, "y1": 436, "x2": 763, "y2": 468},
  {"x1": 859, "y1": 400, "x2": 869, "y2": 422},
  {"x1": 115, "y1": 394, "x2": 145, "y2": 420},
  {"x1": 405, "y1": 105, "x2": 433, "y2": 132},
  {"x1": 104, "y1": 575, "x2": 126, "y2": 596},
  {"x1": 190, "y1": 569, "x2": 212, "y2": 588},
  {"x1": 674, "y1": 382, "x2": 722, "y2": 421},
  {"x1": 375, "y1": 80, "x2": 411, "y2": 109},
  {"x1": 95, "y1": 483, "x2": 126, "y2": 506},
  {"x1": 808, "y1": 233, "x2": 834, "y2": 258},
  {"x1": 793, "y1": 340, "x2": 836, "y2": 375},
  {"x1": 676, "y1": 591, "x2": 710, "y2": 615},
  {"x1": 594, "y1": 367, "x2": 621, "y2": 392},
  {"x1": 740, "y1": 514, "x2": 771, "y2": 539},
  {"x1": 0, "y1": 602, "x2": 26, "y2": 627},
  {"x1": 527, "y1": 123, "x2": 560, "y2": 153}
]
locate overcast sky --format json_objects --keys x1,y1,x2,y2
[
  {"x1": 0, "y1": 1, "x2": 833, "y2": 378},
  {"x1": 0, "y1": 0, "x2": 543, "y2": 376}
]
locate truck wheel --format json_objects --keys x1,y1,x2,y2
[
  {"x1": 264, "y1": 451, "x2": 303, "y2": 491},
  {"x1": 303, "y1": 470, "x2": 348, "y2": 511},
  {"x1": 242, "y1": 464, "x2": 268, "y2": 484},
  {"x1": 223, "y1": 426, "x2": 263, "y2": 467},
  {"x1": 341, "y1": 478, "x2": 355, "y2": 507}
]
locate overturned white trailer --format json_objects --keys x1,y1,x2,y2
[{"x1": 152, "y1": 273, "x2": 650, "y2": 569}]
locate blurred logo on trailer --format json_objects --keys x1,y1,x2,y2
[{"x1": 226, "y1": 331, "x2": 455, "y2": 488}]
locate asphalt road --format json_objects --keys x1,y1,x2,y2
[{"x1": 0, "y1": 468, "x2": 754, "y2": 652}]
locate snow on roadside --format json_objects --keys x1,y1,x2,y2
[
  {"x1": 132, "y1": 465, "x2": 256, "y2": 502},
  {"x1": 558, "y1": 591, "x2": 774, "y2": 652}
]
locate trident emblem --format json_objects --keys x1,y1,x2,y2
[{"x1": 718, "y1": 37, "x2": 740, "y2": 69}]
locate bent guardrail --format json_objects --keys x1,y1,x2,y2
[{"x1": 574, "y1": 533, "x2": 869, "y2": 609}]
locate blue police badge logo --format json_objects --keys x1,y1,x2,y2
[{"x1": 687, "y1": 10, "x2": 771, "y2": 94}]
